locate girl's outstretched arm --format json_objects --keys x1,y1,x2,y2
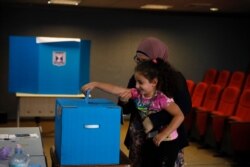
[{"x1": 81, "y1": 81, "x2": 131, "y2": 97}]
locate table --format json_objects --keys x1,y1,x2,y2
[
  {"x1": 16, "y1": 93, "x2": 85, "y2": 127},
  {"x1": 0, "y1": 127, "x2": 47, "y2": 167},
  {"x1": 50, "y1": 146, "x2": 131, "y2": 167}
]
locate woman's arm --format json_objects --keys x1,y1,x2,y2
[
  {"x1": 153, "y1": 102, "x2": 184, "y2": 146},
  {"x1": 82, "y1": 81, "x2": 131, "y2": 97}
]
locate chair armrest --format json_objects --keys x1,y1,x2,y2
[
  {"x1": 229, "y1": 120, "x2": 250, "y2": 125},
  {"x1": 195, "y1": 107, "x2": 210, "y2": 113},
  {"x1": 211, "y1": 112, "x2": 228, "y2": 118},
  {"x1": 228, "y1": 116, "x2": 243, "y2": 122}
]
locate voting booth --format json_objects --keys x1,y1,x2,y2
[{"x1": 9, "y1": 36, "x2": 90, "y2": 94}]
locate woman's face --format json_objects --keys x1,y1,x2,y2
[
  {"x1": 134, "y1": 53, "x2": 150, "y2": 64},
  {"x1": 134, "y1": 72, "x2": 157, "y2": 98}
]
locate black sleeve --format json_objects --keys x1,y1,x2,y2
[
  {"x1": 171, "y1": 72, "x2": 192, "y2": 116},
  {"x1": 148, "y1": 72, "x2": 192, "y2": 129}
]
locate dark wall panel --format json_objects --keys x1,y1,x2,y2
[{"x1": 0, "y1": 4, "x2": 249, "y2": 118}]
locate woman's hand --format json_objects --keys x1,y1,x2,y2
[{"x1": 119, "y1": 89, "x2": 132, "y2": 102}]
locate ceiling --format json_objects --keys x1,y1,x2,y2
[{"x1": 1, "y1": 0, "x2": 250, "y2": 14}]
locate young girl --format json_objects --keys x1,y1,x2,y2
[{"x1": 81, "y1": 58, "x2": 184, "y2": 167}]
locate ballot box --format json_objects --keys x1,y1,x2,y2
[{"x1": 55, "y1": 98, "x2": 121, "y2": 165}]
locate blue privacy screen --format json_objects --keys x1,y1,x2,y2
[{"x1": 9, "y1": 36, "x2": 90, "y2": 94}]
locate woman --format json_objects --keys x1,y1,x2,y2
[{"x1": 118, "y1": 37, "x2": 192, "y2": 167}]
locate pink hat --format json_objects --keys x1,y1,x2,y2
[{"x1": 136, "y1": 37, "x2": 169, "y2": 62}]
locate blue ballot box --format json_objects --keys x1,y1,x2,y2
[{"x1": 55, "y1": 98, "x2": 121, "y2": 165}]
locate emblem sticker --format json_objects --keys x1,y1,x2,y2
[{"x1": 53, "y1": 51, "x2": 66, "y2": 66}]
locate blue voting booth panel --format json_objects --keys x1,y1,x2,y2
[
  {"x1": 55, "y1": 98, "x2": 121, "y2": 165},
  {"x1": 9, "y1": 36, "x2": 90, "y2": 94},
  {"x1": 9, "y1": 36, "x2": 39, "y2": 93}
]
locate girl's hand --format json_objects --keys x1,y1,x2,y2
[
  {"x1": 81, "y1": 82, "x2": 97, "y2": 93},
  {"x1": 153, "y1": 132, "x2": 167, "y2": 147}
]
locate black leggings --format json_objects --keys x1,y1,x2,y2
[{"x1": 141, "y1": 138, "x2": 179, "y2": 167}]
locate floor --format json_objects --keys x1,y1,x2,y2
[{"x1": 1, "y1": 119, "x2": 249, "y2": 167}]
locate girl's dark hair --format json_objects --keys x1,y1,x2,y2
[{"x1": 134, "y1": 58, "x2": 177, "y2": 97}]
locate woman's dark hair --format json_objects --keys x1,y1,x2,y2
[{"x1": 134, "y1": 58, "x2": 177, "y2": 97}]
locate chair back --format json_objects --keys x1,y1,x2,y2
[
  {"x1": 228, "y1": 71, "x2": 245, "y2": 89},
  {"x1": 243, "y1": 74, "x2": 250, "y2": 90},
  {"x1": 203, "y1": 68, "x2": 218, "y2": 85},
  {"x1": 234, "y1": 89, "x2": 250, "y2": 121},
  {"x1": 215, "y1": 70, "x2": 231, "y2": 88},
  {"x1": 201, "y1": 84, "x2": 222, "y2": 111},
  {"x1": 216, "y1": 87, "x2": 240, "y2": 116},
  {"x1": 191, "y1": 82, "x2": 208, "y2": 108}
]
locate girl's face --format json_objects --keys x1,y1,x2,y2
[{"x1": 134, "y1": 72, "x2": 157, "y2": 98}]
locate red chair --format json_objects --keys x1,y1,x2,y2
[
  {"x1": 191, "y1": 82, "x2": 209, "y2": 108},
  {"x1": 227, "y1": 71, "x2": 245, "y2": 89},
  {"x1": 228, "y1": 89, "x2": 250, "y2": 151},
  {"x1": 184, "y1": 82, "x2": 208, "y2": 133},
  {"x1": 243, "y1": 74, "x2": 250, "y2": 90},
  {"x1": 229, "y1": 90, "x2": 250, "y2": 122},
  {"x1": 203, "y1": 68, "x2": 218, "y2": 85},
  {"x1": 215, "y1": 70, "x2": 231, "y2": 88},
  {"x1": 195, "y1": 84, "x2": 223, "y2": 137},
  {"x1": 211, "y1": 87, "x2": 241, "y2": 143},
  {"x1": 186, "y1": 80, "x2": 195, "y2": 96}
]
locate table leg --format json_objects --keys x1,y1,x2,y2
[{"x1": 17, "y1": 97, "x2": 20, "y2": 127}]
